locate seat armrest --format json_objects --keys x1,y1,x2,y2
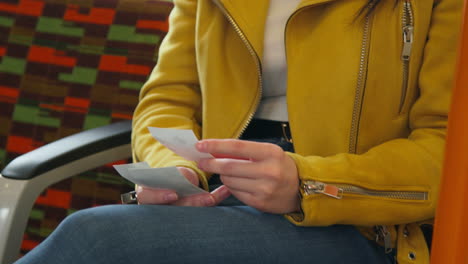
[
  {"x1": 2, "y1": 120, "x2": 132, "y2": 179},
  {"x1": 0, "y1": 120, "x2": 132, "y2": 264}
]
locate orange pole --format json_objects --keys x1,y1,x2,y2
[{"x1": 431, "y1": 0, "x2": 468, "y2": 263}]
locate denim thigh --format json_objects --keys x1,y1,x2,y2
[{"x1": 15, "y1": 205, "x2": 394, "y2": 264}]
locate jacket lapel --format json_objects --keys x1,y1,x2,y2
[
  {"x1": 214, "y1": 0, "x2": 269, "y2": 60},
  {"x1": 213, "y1": 0, "x2": 339, "y2": 60},
  {"x1": 298, "y1": 0, "x2": 338, "y2": 8}
]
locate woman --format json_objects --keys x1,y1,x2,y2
[{"x1": 16, "y1": 0, "x2": 462, "y2": 263}]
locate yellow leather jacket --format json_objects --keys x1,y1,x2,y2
[{"x1": 132, "y1": 0, "x2": 462, "y2": 263}]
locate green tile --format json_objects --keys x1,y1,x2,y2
[
  {"x1": 36, "y1": 108, "x2": 60, "y2": 128},
  {"x1": 119, "y1": 80, "x2": 144, "y2": 90},
  {"x1": 9, "y1": 34, "x2": 33, "y2": 45},
  {"x1": 67, "y1": 208, "x2": 78, "y2": 216},
  {"x1": 13, "y1": 105, "x2": 60, "y2": 128},
  {"x1": 13, "y1": 104, "x2": 39, "y2": 123},
  {"x1": 108, "y1": 25, "x2": 160, "y2": 44},
  {"x1": 25, "y1": 227, "x2": 40, "y2": 236},
  {"x1": 83, "y1": 114, "x2": 111, "y2": 130},
  {"x1": 68, "y1": 44, "x2": 104, "y2": 55},
  {"x1": 0, "y1": 56, "x2": 26, "y2": 75},
  {"x1": 59, "y1": 67, "x2": 98, "y2": 85},
  {"x1": 36, "y1": 17, "x2": 84, "y2": 37},
  {"x1": 0, "y1": 149, "x2": 6, "y2": 168},
  {"x1": 0, "y1": 16, "x2": 14, "y2": 27},
  {"x1": 36, "y1": 116, "x2": 60, "y2": 128},
  {"x1": 29, "y1": 209, "x2": 45, "y2": 220},
  {"x1": 40, "y1": 227, "x2": 54, "y2": 237},
  {"x1": 27, "y1": 227, "x2": 54, "y2": 237},
  {"x1": 96, "y1": 172, "x2": 128, "y2": 185}
]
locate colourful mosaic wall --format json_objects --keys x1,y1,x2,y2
[{"x1": 0, "y1": 0, "x2": 173, "y2": 255}]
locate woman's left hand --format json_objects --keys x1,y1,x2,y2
[{"x1": 196, "y1": 139, "x2": 301, "y2": 214}]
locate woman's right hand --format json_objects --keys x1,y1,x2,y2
[{"x1": 136, "y1": 167, "x2": 231, "y2": 206}]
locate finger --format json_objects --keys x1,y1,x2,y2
[
  {"x1": 211, "y1": 153, "x2": 249, "y2": 160},
  {"x1": 210, "y1": 185, "x2": 231, "y2": 203},
  {"x1": 172, "y1": 185, "x2": 231, "y2": 207},
  {"x1": 196, "y1": 139, "x2": 283, "y2": 161},
  {"x1": 227, "y1": 189, "x2": 263, "y2": 210},
  {"x1": 136, "y1": 186, "x2": 178, "y2": 205},
  {"x1": 177, "y1": 167, "x2": 199, "y2": 185},
  {"x1": 197, "y1": 158, "x2": 259, "y2": 179},
  {"x1": 219, "y1": 175, "x2": 259, "y2": 194},
  {"x1": 172, "y1": 193, "x2": 216, "y2": 207}
]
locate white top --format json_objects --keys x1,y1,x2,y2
[{"x1": 254, "y1": 0, "x2": 301, "y2": 122}]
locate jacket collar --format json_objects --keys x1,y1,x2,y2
[
  {"x1": 213, "y1": 0, "x2": 269, "y2": 60},
  {"x1": 298, "y1": 0, "x2": 338, "y2": 8},
  {"x1": 213, "y1": 0, "x2": 338, "y2": 59}
]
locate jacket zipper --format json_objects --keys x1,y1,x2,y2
[
  {"x1": 349, "y1": 16, "x2": 371, "y2": 154},
  {"x1": 302, "y1": 179, "x2": 428, "y2": 253},
  {"x1": 375, "y1": 225, "x2": 393, "y2": 254},
  {"x1": 302, "y1": 180, "x2": 428, "y2": 200},
  {"x1": 211, "y1": 0, "x2": 263, "y2": 139},
  {"x1": 399, "y1": 0, "x2": 414, "y2": 113}
]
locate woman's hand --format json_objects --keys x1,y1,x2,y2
[
  {"x1": 136, "y1": 167, "x2": 231, "y2": 206},
  {"x1": 195, "y1": 139, "x2": 300, "y2": 214}
]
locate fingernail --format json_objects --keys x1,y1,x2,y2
[
  {"x1": 198, "y1": 159, "x2": 206, "y2": 169},
  {"x1": 220, "y1": 186, "x2": 231, "y2": 197},
  {"x1": 202, "y1": 196, "x2": 215, "y2": 206},
  {"x1": 136, "y1": 186, "x2": 143, "y2": 194},
  {"x1": 164, "y1": 193, "x2": 178, "y2": 202},
  {"x1": 196, "y1": 141, "x2": 207, "y2": 151}
]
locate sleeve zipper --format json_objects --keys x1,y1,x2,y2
[{"x1": 302, "y1": 180, "x2": 428, "y2": 201}]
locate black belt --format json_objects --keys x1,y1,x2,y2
[{"x1": 241, "y1": 119, "x2": 293, "y2": 143}]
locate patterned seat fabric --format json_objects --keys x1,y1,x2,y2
[{"x1": 0, "y1": 0, "x2": 172, "y2": 255}]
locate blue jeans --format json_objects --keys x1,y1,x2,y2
[
  {"x1": 15, "y1": 137, "x2": 395, "y2": 263},
  {"x1": 15, "y1": 204, "x2": 394, "y2": 264}
]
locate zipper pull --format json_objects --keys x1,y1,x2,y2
[
  {"x1": 401, "y1": 25, "x2": 414, "y2": 61},
  {"x1": 302, "y1": 181, "x2": 343, "y2": 199},
  {"x1": 375, "y1": 225, "x2": 393, "y2": 254}
]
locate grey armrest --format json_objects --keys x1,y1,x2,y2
[
  {"x1": 2, "y1": 120, "x2": 132, "y2": 180},
  {"x1": 0, "y1": 121, "x2": 133, "y2": 264}
]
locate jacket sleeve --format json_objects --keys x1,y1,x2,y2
[
  {"x1": 286, "y1": 0, "x2": 463, "y2": 226},
  {"x1": 131, "y1": 0, "x2": 210, "y2": 190}
]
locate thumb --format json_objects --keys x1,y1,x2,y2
[
  {"x1": 210, "y1": 185, "x2": 231, "y2": 204},
  {"x1": 177, "y1": 167, "x2": 199, "y2": 185}
]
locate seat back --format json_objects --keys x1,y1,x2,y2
[{"x1": 0, "y1": 0, "x2": 172, "y2": 255}]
